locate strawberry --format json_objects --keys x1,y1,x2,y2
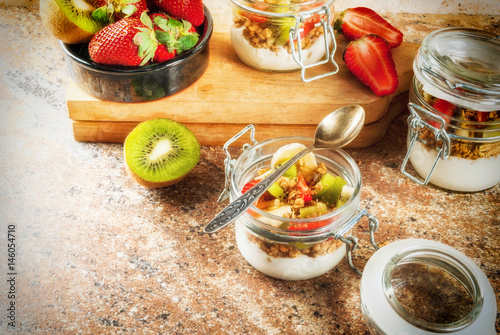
[
  {"x1": 428, "y1": 99, "x2": 456, "y2": 128},
  {"x1": 241, "y1": 179, "x2": 259, "y2": 194},
  {"x1": 89, "y1": 13, "x2": 157, "y2": 66},
  {"x1": 343, "y1": 34, "x2": 399, "y2": 97},
  {"x1": 477, "y1": 111, "x2": 489, "y2": 123},
  {"x1": 92, "y1": 0, "x2": 149, "y2": 24},
  {"x1": 149, "y1": 12, "x2": 199, "y2": 60},
  {"x1": 151, "y1": 0, "x2": 204, "y2": 26},
  {"x1": 334, "y1": 7, "x2": 403, "y2": 48},
  {"x1": 297, "y1": 174, "x2": 312, "y2": 202}
]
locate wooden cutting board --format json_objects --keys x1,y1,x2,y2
[{"x1": 67, "y1": 31, "x2": 420, "y2": 147}]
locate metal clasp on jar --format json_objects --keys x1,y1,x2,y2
[
  {"x1": 400, "y1": 102, "x2": 451, "y2": 185},
  {"x1": 336, "y1": 209, "x2": 380, "y2": 276},
  {"x1": 288, "y1": 5, "x2": 339, "y2": 82},
  {"x1": 218, "y1": 124, "x2": 258, "y2": 203}
]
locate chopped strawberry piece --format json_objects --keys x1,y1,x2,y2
[
  {"x1": 297, "y1": 174, "x2": 312, "y2": 202},
  {"x1": 288, "y1": 219, "x2": 332, "y2": 231},
  {"x1": 241, "y1": 179, "x2": 259, "y2": 194},
  {"x1": 477, "y1": 111, "x2": 489, "y2": 122},
  {"x1": 334, "y1": 7, "x2": 403, "y2": 48},
  {"x1": 427, "y1": 99, "x2": 455, "y2": 128},
  {"x1": 343, "y1": 34, "x2": 399, "y2": 97}
]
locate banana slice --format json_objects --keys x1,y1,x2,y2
[
  {"x1": 270, "y1": 143, "x2": 318, "y2": 171},
  {"x1": 256, "y1": 205, "x2": 293, "y2": 228},
  {"x1": 336, "y1": 185, "x2": 354, "y2": 208}
]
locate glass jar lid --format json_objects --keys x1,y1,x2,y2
[
  {"x1": 414, "y1": 28, "x2": 500, "y2": 111},
  {"x1": 360, "y1": 239, "x2": 496, "y2": 334},
  {"x1": 231, "y1": 0, "x2": 335, "y2": 17}
]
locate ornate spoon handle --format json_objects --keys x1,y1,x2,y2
[{"x1": 204, "y1": 146, "x2": 313, "y2": 233}]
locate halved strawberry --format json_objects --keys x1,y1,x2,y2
[
  {"x1": 335, "y1": 7, "x2": 403, "y2": 48},
  {"x1": 151, "y1": 0, "x2": 204, "y2": 26},
  {"x1": 343, "y1": 34, "x2": 399, "y2": 97}
]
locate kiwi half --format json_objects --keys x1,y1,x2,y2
[
  {"x1": 40, "y1": 0, "x2": 103, "y2": 44},
  {"x1": 124, "y1": 119, "x2": 201, "y2": 188}
]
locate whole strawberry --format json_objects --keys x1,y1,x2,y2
[
  {"x1": 149, "y1": 12, "x2": 199, "y2": 62},
  {"x1": 89, "y1": 13, "x2": 157, "y2": 66},
  {"x1": 92, "y1": 0, "x2": 149, "y2": 24},
  {"x1": 151, "y1": 0, "x2": 204, "y2": 26},
  {"x1": 343, "y1": 34, "x2": 399, "y2": 96}
]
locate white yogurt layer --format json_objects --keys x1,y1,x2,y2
[
  {"x1": 409, "y1": 141, "x2": 500, "y2": 192},
  {"x1": 230, "y1": 25, "x2": 330, "y2": 72},
  {"x1": 235, "y1": 221, "x2": 346, "y2": 280}
]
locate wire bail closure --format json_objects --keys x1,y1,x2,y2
[
  {"x1": 400, "y1": 102, "x2": 451, "y2": 186},
  {"x1": 289, "y1": 5, "x2": 339, "y2": 82},
  {"x1": 218, "y1": 124, "x2": 258, "y2": 203},
  {"x1": 338, "y1": 210, "x2": 380, "y2": 276}
]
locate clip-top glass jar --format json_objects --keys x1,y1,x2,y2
[
  {"x1": 401, "y1": 28, "x2": 500, "y2": 192},
  {"x1": 361, "y1": 239, "x2": 497, "y2": 334},
  {"x1": 230, "y1": 0, "x2": 338, "y2": 82},
  {"x1": 218, "y1": 125, "x2": 379, "y2": 280}
]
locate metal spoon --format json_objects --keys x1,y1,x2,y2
[{"x1": 204, "y1": 105, "x2": 366, "y2": 233}]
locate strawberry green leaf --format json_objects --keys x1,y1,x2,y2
[
  {"x1": 177, "y1": 35, "x2": 199, "y2": 52},
  {"x1": 92, "y1": 6, "x2": 110, "y2": 24},
  {"x1": 121, "y1": 4, "x2": 138, "y2": 17}
]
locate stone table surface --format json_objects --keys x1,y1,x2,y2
[{"x1": 0, "y1": 3, "x2": 499, "y2": 334}]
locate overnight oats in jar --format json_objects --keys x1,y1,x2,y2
[
  {"x1": 219, "y1": 127, "x2": 378, "y2": 280},
  {"x1": 401, "y1": 28, "x2": 500, "y2": 192},
  {"x1": 229, "y1": 0, "x2": 338, "y2": 81}
]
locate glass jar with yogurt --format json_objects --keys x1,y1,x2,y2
[
  {"x1": 401, "y1": 28, "x2": 500, "y2": 192},
  {"x1": 229, "y1": 0, "x2": 338, "y2": 82},
  {"x1": 218, "y1": 125, "x2": 379, "y2": 280}
]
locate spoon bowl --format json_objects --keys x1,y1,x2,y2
[{"x1": 204, "y1": 105, "x2": 366, "y2": 233}]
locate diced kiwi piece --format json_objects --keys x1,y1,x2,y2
[
  {"x1": 124, "y1": 119, "x2": 201, "y2": 188},
  {"x1": 276, "y1": 161, "x2": 297, "y2": 179},
  {"x1": 267, "y1": 182, "x2": 285, "y2": 199},
  {"x1": 299, "y1": 202, "x2": 328, "y2": 218},
  {"x1": 314, "y1": 174, "x2": 346, "y2": 206},
  {"x1": 275, "y1": 18, "x2": 295, "y2": 45}
]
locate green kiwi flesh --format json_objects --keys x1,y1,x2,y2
[
  {"x1": 124, "y1": 119, "x2": 201, "y2": 188},
  {"x1": 54, "y1": 0, "x2": 103, "y2": 34}
]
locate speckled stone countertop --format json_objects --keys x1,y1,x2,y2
[{"x1": 0, "y1": 4, "x2": 499, "y2": 334}]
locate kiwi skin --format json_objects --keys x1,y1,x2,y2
[
  {"x1": 123, "y1": 119, "x2": 201, "y2": 189},
  {"x1": 40, "y1": 0, "x2": 99, "y2": 44},
  {"x1": 124, "y1": 162, "x2": 188, "y2": 189}
]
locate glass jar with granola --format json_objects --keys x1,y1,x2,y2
[
  {"x1": 229, "y1": 0, "x2": 338, "y2": 81},
  {"x1": 218, "y1": 128, "x2": 379, "y2": 280},
  {"x1": 401, "y1": 28, "x2": 500, "y2": 192}
]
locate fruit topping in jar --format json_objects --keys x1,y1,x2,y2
[
  {"x1": 241, "y1": 143, "x2": 353, "y2": 231},
  {"x1": 418, "y1": 90, "x2": 500, "y2": 160},
  {"x1": 233, "y1": 10, "x2": 324, "y2": 55}
]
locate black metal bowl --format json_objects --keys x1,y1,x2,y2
[{"x1": 60, "y1": 6, "x2": 213, "y2": 103}]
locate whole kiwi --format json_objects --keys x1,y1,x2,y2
[
  {"x1": 124, "y1": 119, "x2": 201, "y2": 188},
  {"x1": 40, "y1": 0, "x2": 103, "y2": 44}
]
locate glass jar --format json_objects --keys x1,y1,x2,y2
[
  {"x1": 218, "y1": 125, "x2": 379, "y2": 280},
  {"x1": 229, "y1": 0, "x2": 338, "y2": 82},
  {"x1": 401, "y1": 28, "x2": 500, "y2": 192},
  {"x1": 361, "y1": 239, "x2": 497, "y2": 334}
]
